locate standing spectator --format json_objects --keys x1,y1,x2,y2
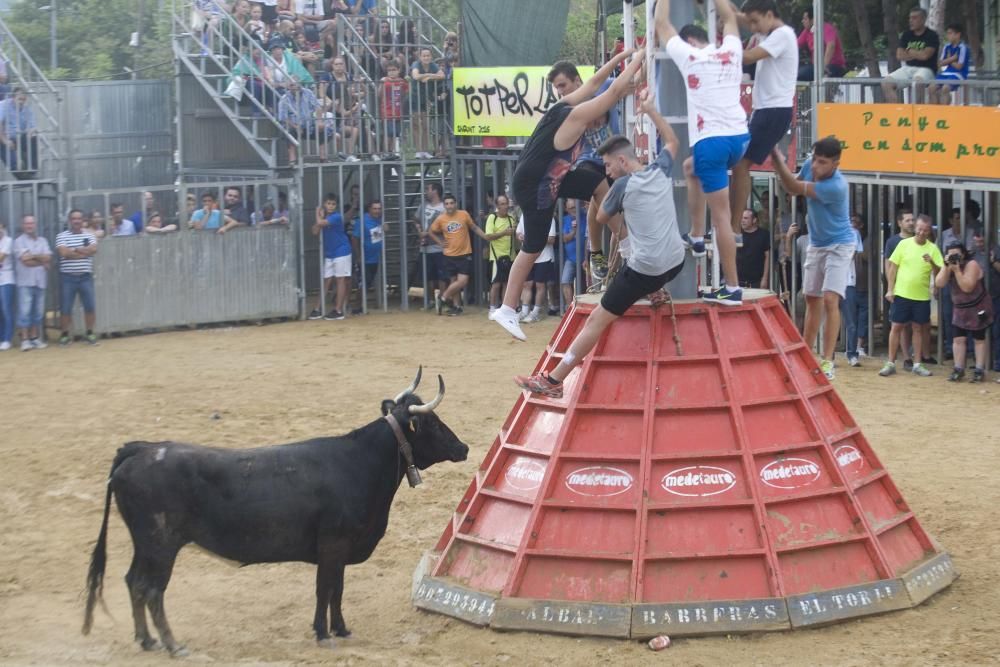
[
  {"x1": 881, "y1": 216, "x2": 943, "y2": 377},
  {"x1": 0, "y1": 88, "x2": 38, "y2": 177},
  {"x1": 881, "y1": 7, "x2": 940, "y2": 104},
  {"x1": 190, "y1": 191, "x2": 224, "y2": 230},
  {"x1": 410, "y1": 48, "x2": 444, "y2": 159},
  {"x1": 936, "y1": 242, "x2": 993, "y2": 382},
  {"x1": 516, "y1": 214, "x2": 557, "y2": 323},
  {"x1": 928, "y1": 24, "x2": 971, "y2": 104},
  {"x1": 13, "y1": 215, "x2": 51, "y2": 351},
  {"x1": 427, "y1": 194, "x2": 500, "y2": 316},
  {"x1": 378, "y1": 62, "x2": 408, "y2": 158},
  {"x1": 560, "y1": 199, "x2": 587, "y2": 308},
  {"x1": 795, "y1": 8, "x2": 847, "y2": 80},
  {"x1": 144, "y1": 212, "x2": 178, "y2": 234},
  {"x1": 351, "y1": 199, "x2": 384, "y2": 293},
  {"x1": 0, "y1": 220, "x2": 13, "y2": 350},
  {"x1": 485, "y1": 195, "x2": 517, "y2": 315},
  {"x1": 128, "y1": 191, "x2": 156, "y2": 234},
  {"x1": 278, "y1": 78, "x2": 327, "y2": 162},
  {"x1": 309, "y1": 193, "x2": 351, "y2": 320},
  {"x1": 319, "y1": 56, "x2": 360, "y2": 159},
  {"x1": 85, "y1": 210, "x2": 106, "y2": 239},
  {"x1": 219, "y1": 186, "x2": 251, "y2": 234},
  {"x1": 55, "y1": 210, "x2": 99, "y2": 346},
  {"x1": 735, "y1": 208, "x2": 770, "y2": 289},
  {"x1": 883, "y1": 208, "x2": 916, "y2": 367},
  {"x1": 941, "y1": 207, "x2": 981, "y2": 359},
  {"x1": 842, "y1": 213, "x2": 869, "y2": 365},
  {"x1": 109, "y1": 203, "x2": 137, "y2": 237},
  {"x1": 770, "y1": 137, "x2": 855, "y2": 380},
  {"x1": 413, "y1": 182, "x2": 447, "y2": 307},
  {"x1": 253, "y1": 200, "x2": 288, "y2": 225}
]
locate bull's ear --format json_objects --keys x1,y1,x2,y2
[{"x1": 380, "y1": 400, "x2": 395, "y2": 416}]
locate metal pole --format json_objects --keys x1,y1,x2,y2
[
  {"x1": 51, "y1": 0, "x2": 58, "y2": 71},
  {"x1": 813, "y1": 0, "x2": 823, "y2": 129}
]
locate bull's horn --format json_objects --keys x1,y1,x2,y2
[
  {"x1": 408, "y1": 375, "x2": 445, "y2": 414},
  {"x1": 394, "y1": 366, "x2": 423, "y2": 403}
]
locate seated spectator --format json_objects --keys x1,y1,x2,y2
[
  {"x1": 560, "y1": 199, "x2": 587, "y2": 308},
  {"x1": 246, "y1": 2, "x2": 270, "y2": 45},
  {"x1": 144, "y1": 211, "x2": 178, "y2": 233},
  {"x1": 0, "y1": 219, "x2": 13, "y2": 351},
  {"x1": 0, "y1": 88, "x2": 39, "y2": 178},
  {"x1": 936, "y1": 242, "x2": 993, "y2": 382},
  {"x1": 253, "y1": 200, "x2": 289, "y2": 225},
  {"x1": 85, "y1": 210, "x2": 106, "y2": 239},
  {"x1": 881, "y1": 7, "x2": 939, "y2": 103},
  {"x1": 293, "y1": 31, "x2": 322, "y2": 75},
  {"x1": 128, "y1": 191, "x2": 156, "y2": 233},
  {"x1": 291, "y1": 0, "x2": 335, "y2": 45},
  {"x1": 410, "y1": 48, "x2": 444, "y2": 159},
  {"x1": 258, "y1": 0, "x2": 279, "y2": 25},
  {"x1": 258, "y1": 39, "x2": 313, "y2": 102},
  {"x1": 192, "y1": 0, "x2": 227, "y2": 54},
  {"x1": 108, "y1": 203, "x2": 137, "y2": 237},
  {"x1": 928, "y1": 23, "x2": 971, "y2": 105},
  {"x1": 378, "y1": 62, "x2": 408, "y2": 158},
  {"x1": 231, "y1": 0, "x2": 252, "y2": 32},
  {"x1": 345, "y1": 0, "x2": 377, "y2": 16},
  {"x1": 0, "y1": 65, "x2": 12, "y2": 101},
  {"x1": 278, "y1": 77, "x2": 328, "y2": 162},
  {"x1": 271, "y1": 19, "x2": 297, "y2": 50},
  {"x1": 190, "y1": 192, "x2": 223, "y2": 230},
  {"x1": 796, "y1": 8, "x2": 847, "y2": 80}
]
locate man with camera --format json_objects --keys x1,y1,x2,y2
[
  {"x1": 55, "y1": 209, "x2": 99, "y2": 346},
  {"x1": 936, "y1": 242, "x2": 993, "y2": 382}
]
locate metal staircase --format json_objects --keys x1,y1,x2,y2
[{"x1": 170, "y1": 2, "x2": 296, "y2": 169}]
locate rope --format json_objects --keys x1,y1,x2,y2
[{"x1": 665, "y1": 289, "x2": 683, "y2": 356}]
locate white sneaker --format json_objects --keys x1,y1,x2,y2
[
  {"x1": 517, "y1": 307, "x2": 530, "y2": 322},
  {"x1": 21, "y1": 340, "x2": 32, "y2": 351},
  {"x1": 857, "y1": 347, "x2": 868, "y2": 358},
  {"x1": 848, "y1": 355, "x2": 860, "y2": 367},
  {"x1": 0, "y1": 341, "x2": 10, "y2": 351},
  {"x1": 488, "y1": 307, "x2": 497, "y2": 320},
  {"x1": 523, "y1": 311, "x2": 541, "y2": 323},
  {"x1": 491, "y1": 308, "x2": 526, "y2": 341},
  {"x1": 31, "y1": 338, "x2": 47, "y2": 349}
]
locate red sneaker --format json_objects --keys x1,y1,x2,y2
[{"x1": 514, "y1": 372, "x2": 563, "y2": 398}]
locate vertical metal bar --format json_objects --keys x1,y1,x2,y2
[
  {"x1": 936, "y1": 187, "x2": 943, "y2": 362},
  {"x1": 866, "y1": 183, "x2": 874, "y2": 355},
  {"x1": 790, "y1": 194, "x2": 798, "y2": 325},
  {"x1": 400, "y1": 160, "x2": 410, "y2": 313},
  {"x1": 379, "y1": 164, "x2": 387, "y2": 312},
  {"x1": 359, "y1": 162, "x2": 368, "y2": 314},
  {"x1": 473, "y1": 159, "x2": 483, "y2": 309},
  {"x1": 317, "y1": 164, "x2": 326, "y2": 317}
]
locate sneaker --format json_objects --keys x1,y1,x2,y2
[
  {"x1": 820, "y1": 359, "x2": 835, "y2": 380},
  {"x1": 547, "y1": 307, "x2": 559, "y2": 317},
  {"x1": 903, "y1": 358, "x2": 914, "y2": 371},
  {"x1": 59, "y1": 333, "x2": 71, "y2": 347},
  {"x1": 590, "y1": 252, "x2": 609, "y2": 280},
  {"x1": 21, "y1": 340, "x2": 32, "y2": 352},
  {"x1": 523, "y1": 311, "x2": 541, "y2": 323},
  {"x1": 878, "y1": 361, "x2": 897, "y2": 377},
  {"x1": 848, "y1": 355, "x2": 860, "y2": 367},
  {"x1": 948, "y1": 368, "x2": 965, "y2": 382},
  {"x1": 702, "y1": 285, "x2": 742, "y2": 307},
  {"x1": 447, "y1": 305, "x2": 463, "y2": 316},
  {"x1": 86, "y1": 333, "x2": 99, "y2": 345},
  {"x1": 733, "y1": 233, "x2": 744, "y2": 248},
  {"x1": 345, "y1": 155, "x2": 360, "y2": 163},
  {"x1": 0, "y1": 341, "x2": 10, "y2": 351},
  {"x1": 31, "y1": 338, "x2": 47, "y2": 349},
  {"x1": 491, "y1": 308, "x2": 527, "y2": 341},
  {"x1": 488, "y1": 307, "x2": 497, "y2": 319},
  {"x1": 921, "y1": 356, "x2": 938, "y2": 366},
  {"x1": 517, "y1": 307, "x2": 530, "y2": 322},
  {"x1": 323, "y1": 310, "x2": 344, "y2": 320},
  {"x1": 307, "y1": 309, "x2": 323, "y2": 320},
  {"x1": 857, "y1": 347, "x2": 868, "y2": 358},
  {"x1": 682, "y1": 233, "x2": 707, "y2": 258},
  {"x1": 912, "y1": 363, "x2": 933, "y2": 377},
  {"x1": 971, "y1": 368, "x2": 985, "y2": 383},
  {"x1": 514, "y1": 372, "x2": 563, "y2": 398}
]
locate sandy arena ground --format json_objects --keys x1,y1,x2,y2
[{"x1": 1, "y1": 306, "x2": 997, "y2": 666}]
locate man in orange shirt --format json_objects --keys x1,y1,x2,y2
[{"x1": 427, "y1": 194, "x2": 512, "y2": 316}]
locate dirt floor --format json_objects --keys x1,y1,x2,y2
[{"x1": 1, "y1": 306, "x2": 997, "y2": 667}]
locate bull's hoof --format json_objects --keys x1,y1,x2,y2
[
  {"x1": 316, "y1": 638, "x2": 336, "y2": 649},
  {"x1": 139, "y1": 637, "x2": 162, "y2": 651},
  {"x1": 169, "y1": 645, "x2": 190, "y2": 658}
]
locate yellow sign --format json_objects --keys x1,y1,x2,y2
[
  {"x1": 818, "y1": 103, "x2": 1000, "y2": 180},
  {"x1": 452, "y1": 66, "x2": 594, "y2": 137}
]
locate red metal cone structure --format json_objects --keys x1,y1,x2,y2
[{"x1": 413, "y1": 292, "x2": 956, "y2": 638}]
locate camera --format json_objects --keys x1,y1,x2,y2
[{"x1": 946, "y1": 254, "x2": 961, "y2": 265}]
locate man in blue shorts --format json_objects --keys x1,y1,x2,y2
[
  {"x1": 657, "y1": 0, "x2": 748, "y2": 305},
  {"x1": 514, "y1": 91, "x2": 685, "y2": 398}
]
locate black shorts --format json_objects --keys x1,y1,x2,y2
[
  {"x1": 745, "y1": 107, "x2": 793, "y2": 165},
  {"x1": 601, "y1": 262, "x2": 684, "y2": 316},
  {"x1": 444, "y1": 254, "x2": 473, "y2": 277},
  {"x1": 491, "y1": 257, "x2": 512, "y2": 284},
  {"x1": 889, "y1": 295, "x2": 931, "y2": 324},
  {"x1": 952, "y1": 324, "x2": 988, "y2": 340},
  {"x1": 528, "y1": 260, "x2": 557, "y2": 284},
  {"x1": 519, "y1": 207, "x2": 557, "y2": 253},
  {"x1": 559, "y1": 161, "x2": 607, "y2": 200}
]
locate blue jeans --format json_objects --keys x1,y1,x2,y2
[
  {"x1": 0, "y1": 283, "x2": 14, "y2": 343},
  {"x1": 16, "y1": 285, "x2": 45, "y2": 329},
  {"x1": 60, "y1": 272, "x2": 96, "y2": 315},
  {"x1": 841, "y1": 286, "x2": 869, "y2": 355}
]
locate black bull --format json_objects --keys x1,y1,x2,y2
[{"x1": 82, "y1": 369, "x2": 468, "y2": 655}]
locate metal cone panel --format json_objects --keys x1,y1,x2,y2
[{"x1": 414, "y1": 293, "x2": 956, "y2": 638}]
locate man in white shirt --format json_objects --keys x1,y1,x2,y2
[
  {"x1": 729, "y1": 0, "x2": 798, "y2": 247},
  {"x1": 515, "y1": 215, "x2": 557, "y2": 323},
  {"x1": 657, "y1": 0, "x2": 748, "y2": 306}
]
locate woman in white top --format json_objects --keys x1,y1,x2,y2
[{"x1": 0, "y1": 220, "x2": 15, "y2": 349}]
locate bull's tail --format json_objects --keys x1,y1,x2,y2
[{"x1": 82, "y1": 442, "x2": 147, "y2": 635}]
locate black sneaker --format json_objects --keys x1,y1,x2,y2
[
  {"x1": 547, "y1": 307, "x2": 559, "y2": 317},
  {"x1": 903, "y1": 358, "x2": 914, "y2": 371},
  {"x1": 971, "y1": 368, "x2": 985, "y2": 383},
  {"x1": 307, "y1": 309, "x2": 323, "y2": 320},
  {"x1": 948, "y1": 368, "x2": 965, "y2": 382},
  {"x1": 921, "y1": 356, "x2": 938, "y2": 365},
  {"x1": 323, "y1": 310, "x2": 343, "y2": 320},
  {"x1": 447, "y1": 305, "x2": 463, "y2": 316}
]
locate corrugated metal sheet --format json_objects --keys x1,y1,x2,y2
[
  {"x1": 178, "y1": 73, "x2": 268, "y2": 170},
  {"x1": 84, "y1": 227, "x2": 300, "y2": 332}
]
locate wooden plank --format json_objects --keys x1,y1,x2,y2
[
  {"x1": 632, "y1": 598, "x2": 789, "y2": 637},
  {"x1": 491, "y1": 598, "x2": 631, "y2": 638},
  {"x1": 902, "y1": 552, "x2": 958, "y2": 606},
  {"x1": 787, "y1": 578, "x2": 910, "y2": 627},
  {"x1": 412, "y1": 576, "x2": 497, "y2": 627}
]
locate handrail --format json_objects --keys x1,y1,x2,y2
[
  {"x1": 387, "y1": 0, "x2": 449, "y2": 52},
  {"x1": 0, "y1": 16, "x2": 61, "y2": 99},
  {"x1": 335, "y1": 14, "x2": 379, "y2": 87}
]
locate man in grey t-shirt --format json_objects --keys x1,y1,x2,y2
[
  {"x1": 515, "y1": 91, "x2": 686, "y2": 398},
  {"x1": 412, "y1": 182, "x2": 447, "y2": 303}
]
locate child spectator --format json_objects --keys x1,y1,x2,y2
[
  {"x1": 378, "y1": 62, "x2": 408, "y2": 158},
  {"x1": 246, "y1": 2, "x2": 269, "y2": 44},
  {"x1": 928, "y1": 24, "x2": 971, "y2": 104},
  {"x1": 310, "y1": 193, "x2": 352, "y2": 320},
  {"x1": 560, "y1": 199, "x2": 587, "y2": 308}
]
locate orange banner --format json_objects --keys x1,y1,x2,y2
[{"x1": 817, "y1": 103, "x2": 1000, "y2": 179}]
